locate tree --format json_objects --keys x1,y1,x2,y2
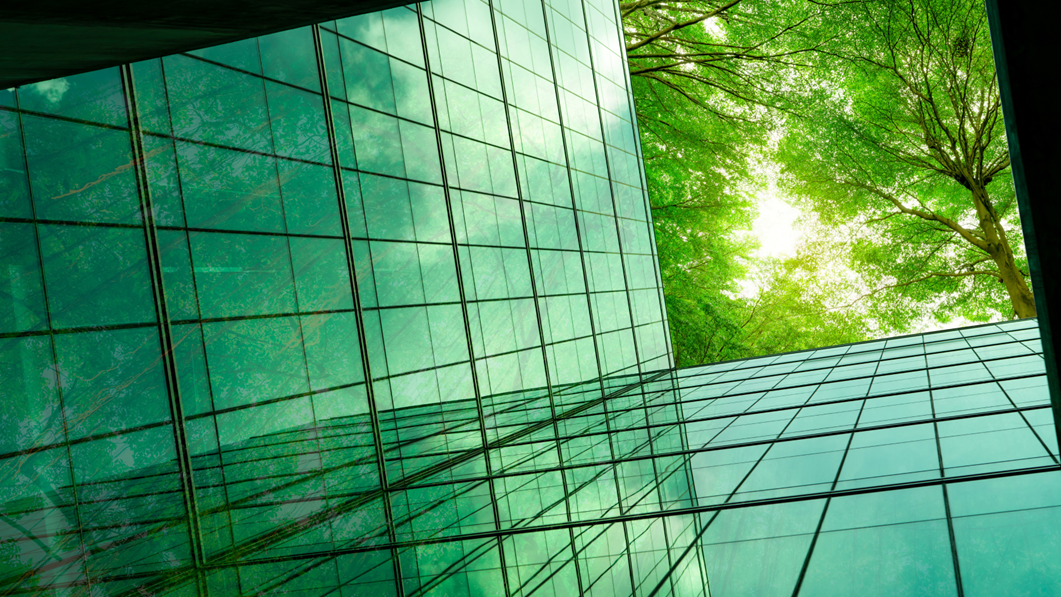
[
  {"x1": 779, "y1": 0, "x2": 1033, "y2": 321},
  {"x1": 624, "y1": 0, "x2": 869, "y2": 364}
]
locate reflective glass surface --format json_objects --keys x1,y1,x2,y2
[{"x1": 1, "y1": 0, "x2": 1058, "y2": 594}]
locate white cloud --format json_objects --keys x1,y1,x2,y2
[{"x1": 27, "y1": 78, "x2": 70, "y2": 106}]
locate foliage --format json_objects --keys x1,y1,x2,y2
[
  {"x1": 625, "y1": 0, "x2": 871, "y2": 365},
  {"x1": 777, "y1": 0, "x2": 1033, "y2": 322},
  {"x1": 623, "y1": 0, "x2": 1031, "y2": 365}
]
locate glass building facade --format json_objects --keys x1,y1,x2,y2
[{"x1": 2, "y1": 0, "x2": 1060, "y2": 595}]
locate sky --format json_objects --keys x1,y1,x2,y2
[{"x1": 751, "y1": 192, "x2": 801, "y2": 259}]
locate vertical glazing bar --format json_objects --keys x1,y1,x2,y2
[
  {"x1": 9, "y1": 90, "x2": 92, "y2": 594},
  {"x1": 310, "y1": 25, "x2": 406, "y2": 596},
  {"x1": 930, "y1": 378, "x2": 966, "y2": 597},
  {"x1": 413, "y1": 5, "x2": 512, "y2": 594},
  {"x1": 575, "y1": 0, "x2": 643, "y2": 378},
  {"x1": 484, "y1": 0, "x2": 584, "y2": 591},
  {"x1": 118, "y1": 64, "x2": 209, "y2": 596},
  {"x1": 607, "y1": 0, "x2": 672, "y2": 368},
  {"x1": 789, "y1": 400, "x2": 869, "y2": 597}
]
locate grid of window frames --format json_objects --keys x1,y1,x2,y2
[
  {"x1": 0, "y1": 0, "x2": 672, "y2": 593},
  {"x1": 4, "y1": 190, "x2": 1059, "y2": 597}
]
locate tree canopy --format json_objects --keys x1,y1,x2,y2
[{"x1": 622, "y1": 0, "x2": 1031, "y2": 366}]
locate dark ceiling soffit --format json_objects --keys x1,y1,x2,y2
[
  {"x1": 984, "y1": 0, "x2": 1061, "y2": 447},
  {"x1": 0, "y1": 0, "x2": 410, "y2": 88}
]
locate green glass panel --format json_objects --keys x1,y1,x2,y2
[
  {"x1": 702, "y1": 500, "x2": 824, "y2": 597},
  {"x1": 290, "y1": 237, "x2": 354, "y2": 312},
  {"x1": 410, "y1": 182, "x2": 451, "y2": 243},
  {"x1": 302, "y1": 312, "x2": 364, "y2": 390},
  {"x1": 340, "y1": 39, "x2": 396, "y2": 113},
  {"x1": 158, "y1": 229, "x2": 199, "y2": 321},
  {"x1": 265, "y1": 81, "x2": 329, "y2": 162},
  {"x1": 949, "y1": 472, "x2": 1061, "y2": 597},
  {"x1": 203, "y1": 316, "x2": 308, "y2": 409},
  {"x1": 258, "y1": 27, "x2": 321, "y2": 92},
  {"x1": 188, "y1": 38, "x2": 262, "y2": 73},
  {"x1": 399, "y1": 538, "x2": 505, "y2": 596},
  {"x1": 0, "y1": 110, "x2": 31, "y2": 218},
  {"x1": 39, "y1": 224, "x2": 154, "y2": 328},
  {"x1": 938, "y1": 413, "x2": 1053, "y2": 476},
  {"x1": 382, "y1": 7, "x2": 426, "y2": 67},
  {"x1": 332, "y1": 99, "x2": 356, "y2": 168},
  {"x1": 391, "y1": 60, "x2": 432, "y2": 125},
  {"x1": 130, "y1": 59, "x2": 173, "y2": 134},
  {"x1": 361, "y1": 174, "x2": 414, "y2": 240},
  {"x1": 0, "y1": 223, "x2": 47, "y2": 333},
  {"x1": 320, "y1": 31, "x2": 347, "y2": 100},
  {"x1": 352, "y1": 241, "x2": 378, "y2": 308},
  {"x1": 418, "y1": 244, "x2": 460, "y2": 303},
  {"x1": 0, "y1": 335, "x2": 62, "y2": 452},
  {"x1": 371, "y1": 241, "x2": 424, "y2": 307},
  {"x1": 55, "y1": 328, "x2": 169, "y2": 439},
  {"x1": 336, "y1": 550, "x2": 399, "y2": 596},
  {"x1": 800, "y1": 488, "x2": 957, "y2": 597},
  {"x1": 278, "y1": 160, "x2": 341, "y2": 236},
  {"x1": 164, "y1": 54, "x2": 272, "y2": 153},
  {"x1": 428, "y1": 304, "x2": 469, "y2": 365},
  {"x1": 381, "y1": 307, "x2": 434, "y2": 375},
  {"x1": 343, "y1": 170, "x2": 368, "y2": 238},
  {"x1": 18, "y1": 68, "x2": 127, "y2": 127},
  {"x1": 23, "y1": 116, "x2": 140, "y2": 224},
  {"x1": 189, "y1": 230, "x2": 296, "y2": 318},
  {"x1": 351, "y1": 107, "x2": 405, "y2": 177},
  {"x1": 172, "y1": 323, "x2": 213, "y2": 416},
  {"x1": 336, "y1": 11, "x2": 388, "y2": 52},
  {"x1": 836, "y1": 424, "x2": 939, "y2": 490},
  {"x1": 362, "y1": 309, "x2": 388, "y2": 377},
  {"x1": 143, "y1": 135, "x2": 184, "y2": 226},
  {"x1": 177, "y1": 141, "x2": 284, "y2": 233},
  {"x1": 399, "y1": 120, "x2": 443, "y2": 184}
]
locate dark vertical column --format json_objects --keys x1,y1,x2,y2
[
  {"x1": 484, "y1": 2, "x2": 585, "y2": 593},
  {"x1": 414, "y1": 7, "x2": 512, "y2": 595},
  {"x1": 984, "y1": 0, "x2": 1061, "y2": 449},
  {"x1": 310, "y1": 25, "x2": 406, "y2": 596},
  {"x1": 607, "y1": 0, "x2": 673, "y2": 370},
  {"x1": 535, "y1": 0, "x2": 639, "y2": 592},
  {"x1": 118, "y1": 64, "x2": 209, "y2": 596}
]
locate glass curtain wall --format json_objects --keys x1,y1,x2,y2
[
  {"x1": 0, "y1": 0, "x2": 671, "y2": 593},
  {"x1": 4, "y1": 0, "x2": 1061, "y2": 594}
]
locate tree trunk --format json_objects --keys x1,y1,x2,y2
[
  {"x1": 991, "y1": 248, "x2": 1037, "y2": 318},
  {"x1": 971, "y1": 184, "x2": 1037, "y2": 318}
]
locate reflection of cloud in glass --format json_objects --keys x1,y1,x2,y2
[{"x1": 26, "y1": 78, "x2": 70, "y2": 106}]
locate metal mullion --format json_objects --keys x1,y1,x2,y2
[
  {"x1": 605, "y1": 0, "x2": 671, "y2": 366},
  {"x1": 187, "y1": 463, "x2": 1061, "y2": 566},
  {"x1": 533, "y1": 2, "x2": 620, "y2": 592},
  {"x1": 789, "y1": 398, "x2": 868, "y2": 597},
  {"x1": 311, "y1": 24, "x2": 405, "y2": 596},
  {"x1": 119, "y1": 64, "x2": 208, "y2": 596},
  {"x1": 256, "y1": 43, "x2": 337, "y2": 592},
  {"x1": 553, "y1": 2, "x2": 645, "y2": 590},
  {"x1": 10, "y1": 92, "x2": 93, "y2": 592},
  {"x1": 399, "y1": 401, "x2": 1053, "y2": 489},
  {"x1": 0, "y1": 320, "x2": 158, "y2": 340},
  {"x1": 413, "y1": 8, "x2": 512, "y2": 596},
  {"x1": 572, "y1": 4, "x2": 643, "y2": 377},
  {"x1": 119, "y1": 368, "x2": 669, "y2": 595},
  {"x1": 0, "y1": 216, "x2": 143, "y2": 229},
  {"x1": 928, "y1": 369, "x2": 967, "y2": 597},
  {"x1": 994, "y1": 357, "x2": 1060, "y2": 464},
  {"x1": 485, "y1": 0, "x2": 578, "y2": 562}
]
